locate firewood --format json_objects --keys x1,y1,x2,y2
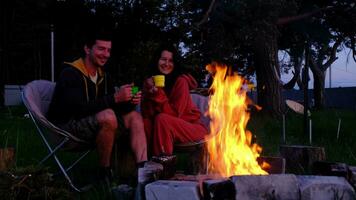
[{"x1": 280, "y1": 145, "x2": 326, "y2": 174}]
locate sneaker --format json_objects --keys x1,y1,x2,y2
[
  {"x1": 138, "y1": 161, "x2": 163, "y2": 184},
  {"x1": 112, "y1": 184, "x2": 134, "y2": 200},
  {"x1": 97, "y1": 167, "x2": 114, "y2": 183},
  {"x1": 151, "y1": 155, "x2": 177, "y2": 179}
]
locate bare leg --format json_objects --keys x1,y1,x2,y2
[
  {"x1": 95, "y1": 109, "x2": 118, "y2": 167},
  {"x1": 123, "y1": 111, "x2": 148, "y2": 163}
]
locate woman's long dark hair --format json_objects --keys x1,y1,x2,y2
[{"x1": 147, "y1": 43, "x2": 186, "y2": 95}]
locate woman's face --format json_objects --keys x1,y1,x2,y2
[{"x1": 158, "y1": 50, "x2": 174, "y2": 75}]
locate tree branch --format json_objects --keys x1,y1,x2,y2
[
  {"x1": 321, "y1": 37, "x2": 342, "y2": 71},
  {"x1": 283, "y1": 58, "x2": 302, "y2": 90},
  {"x1": 196, "y1": 0, "x2": 216, "y2": 28},
  {"x1": 351, "y1": 37, "x2": 356, "y2": 63},
  {"x1": 309, "y1": 55, "x2": 322, "y2": 75},
  {"x1": 276, "y1": 6, "x2": 332, "y2": 26}
]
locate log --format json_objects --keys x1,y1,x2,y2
[
  {"x1": 257, "y1": 156, "x2": 286, "y2": 174},
  {"x1": 312, "y1": 161, "x2": 350, "y2": 179},
  {"x1": 188, "y1": 145, "x2": 207, "y2": 175},
  {"x1": 0, "y1": 147, "x2": 15, "y2": 171},
  {"x1": 174, "y1": 142, "x2": 208, "y2": 175},
  {"x1": 279, "y1": 145, "x2": 326, "y2": 174},
  {"x1": 111, "y1": 133, "x2": 137, "y2": 184}
]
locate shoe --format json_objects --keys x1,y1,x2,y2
[
  {"x1": 97, "y1": 167, "x2": 114, "y2": 183},
  {"x1": 151, "y1": 155, "x2": 177, "y2": 179},
  {"x1": 137, "y1": 161, "x2": 163, "y2": 184}
]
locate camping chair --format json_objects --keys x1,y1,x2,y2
[
  {"x1": 174, "y1": 93, "x2": 212, "y2": 174},
  {"x1": 21, "y1": 80, "x2": 92, "y2": 192}
]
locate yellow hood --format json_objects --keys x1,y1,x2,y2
[{"x1": 64, "y1": 58, "x2": 104, "y2": 78}]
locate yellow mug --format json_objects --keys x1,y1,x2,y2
[{"x1": 153, "y1": 75, "x2": 165, "y2": 87}]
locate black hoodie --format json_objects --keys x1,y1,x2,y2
[{"x1": 48, "y1": 58, "x2": 118, "y2": 124}]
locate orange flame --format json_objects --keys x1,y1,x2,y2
[{"x1": 206, "y1": 63, "x2": 268, "y2": 176}]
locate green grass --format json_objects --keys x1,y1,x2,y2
[
  {"x1": 248, "y1": 109, "x2": 356, "y2": 166},
  {"x1": 0, "y1": 106, "x2": 109, "y2": 199},
  {"x1": 1, "y1": 105, "x2": 356, "y2": 199}
]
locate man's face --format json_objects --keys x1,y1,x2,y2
[
  {"x1": 85, "y1": 40, "x2": 112, "y2": 68},
  {"x1": 158, "y1": 50, "x2": 174, "y2": 75}
]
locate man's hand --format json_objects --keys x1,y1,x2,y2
[
  {"x1": 114, "y1": 84, "x2": 133, "y2": 103},
  {"x1": 131, "y1": 91, "x2": 142, "y2": 105}
]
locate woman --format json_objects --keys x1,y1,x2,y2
[{"x1": 141, "y1": 44, "x2": 208, "y2": 156}]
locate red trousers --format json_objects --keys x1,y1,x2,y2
[{"x1": 144, "y1": 113, "x2": 208, "y2": 156}]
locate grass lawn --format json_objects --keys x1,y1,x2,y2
[
  {"x1": 248, "y1": 108, "x2": 356, "y2": 166},
  {"x1": 1, "y1": 105, "x2": 356, "y2": 199}
]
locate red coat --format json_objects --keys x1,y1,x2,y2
[
  {"x1": 142, "y1": 74, "x2": 202, "y2": 121},
  {"x1": 142, "y1": 74, "x2": 208, "y2": 155}
]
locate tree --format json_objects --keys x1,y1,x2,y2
[
  {"x1": 310, "y1": 0, "x2": 356, "y2": 109},
  {"x1": 194, "y1": 0, "x2": 356, "y2": 114},
  {"x1": 0, "y1": 0, "x2": 52, "y2": 85},
  {"x1": 279, "y1": 0, "x2": 356, "y2": 109},
  {"x1": 195, "y1": 0, "x2": 300, "y2": 116}
]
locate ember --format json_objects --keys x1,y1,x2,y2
[{"x1": 206, "y1": 63, "x2": 268, "y2": 176}]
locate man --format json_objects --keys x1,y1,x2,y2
[{"x1": 48, "y1": 31, "x2": 147, "y2": 179}]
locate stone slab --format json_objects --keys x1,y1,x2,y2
[
  {"x1": 297, "y1": 175, "x2": 356, "y2": 200},
  {"x1": 145, "y1": 180, "x2": 201, "y2": 200},
  {"x1": 230, "y1": 174, "x2": 300, "y2": 200}
]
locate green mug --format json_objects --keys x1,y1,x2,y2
[{"x1": 131, "y1": 86, "x2": 139, "y2": 95}]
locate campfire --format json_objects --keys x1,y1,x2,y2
[
  {"x1": 206, "y1": 63, "x2": 269, "y2": 177},
  {"x1": 142, "y1": 63, "x2": 356, "y2": 200}
]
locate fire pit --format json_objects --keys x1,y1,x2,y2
[{"x1": 145, "y1": 174, "x2": 355, "y2": 200}]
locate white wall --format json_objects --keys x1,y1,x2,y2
[{"x1": 4, "y1": 85, "x2": 25, "y2": 106}]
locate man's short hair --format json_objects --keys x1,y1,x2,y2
[{"x1": 84, "y1": 29, "x2": 113, "y2": 48}]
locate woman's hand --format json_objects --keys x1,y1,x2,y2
[{"x1": 143, "y1": 77, "x2": 158, "y2": 94}]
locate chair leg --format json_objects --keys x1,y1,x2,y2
[
  {"x1": 65, "y1": 150, "x2": 92, "y2": 172},
  {"x1": 47, "y1": 150, "x2": 92, "y2": 193},
  {"x1": 40, "y1": 139, "x2": 84, "y2": 192},
  {"x1": 30, "y1": 114, "x2": 84, "y2": 192},
  {"x1": 39, "y1": 138, "x2": 69, "y2": 165},
  {"x1": 52, "y1": 152, "x2": 82, "y2": 192}
]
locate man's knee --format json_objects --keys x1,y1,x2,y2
[
  {"x1": 96, "y1": 109, "x2": 118, "y2": 130},
  {"x1": 125, "y1": 110, "x2": 142, "y2": 120},
  {"x1": 123, "y1": 111, "x2": 143, "y2": 128}
]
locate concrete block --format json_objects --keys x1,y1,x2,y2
[
  {"x1": 145, "y1": 180, "x2": 201, "y2": 200},
  {"x1": 203, "y1": 179, "x2": 235, "y2": 200},
  {"x1": 297, "y1": 175, "x2": 356, "y2": 200},
  {"x1": 348, "y1": 166, "x2": 356, "y2": 188},
  {"x1": 231, "y1": 174, "x2": 300, "y2": 200}
]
